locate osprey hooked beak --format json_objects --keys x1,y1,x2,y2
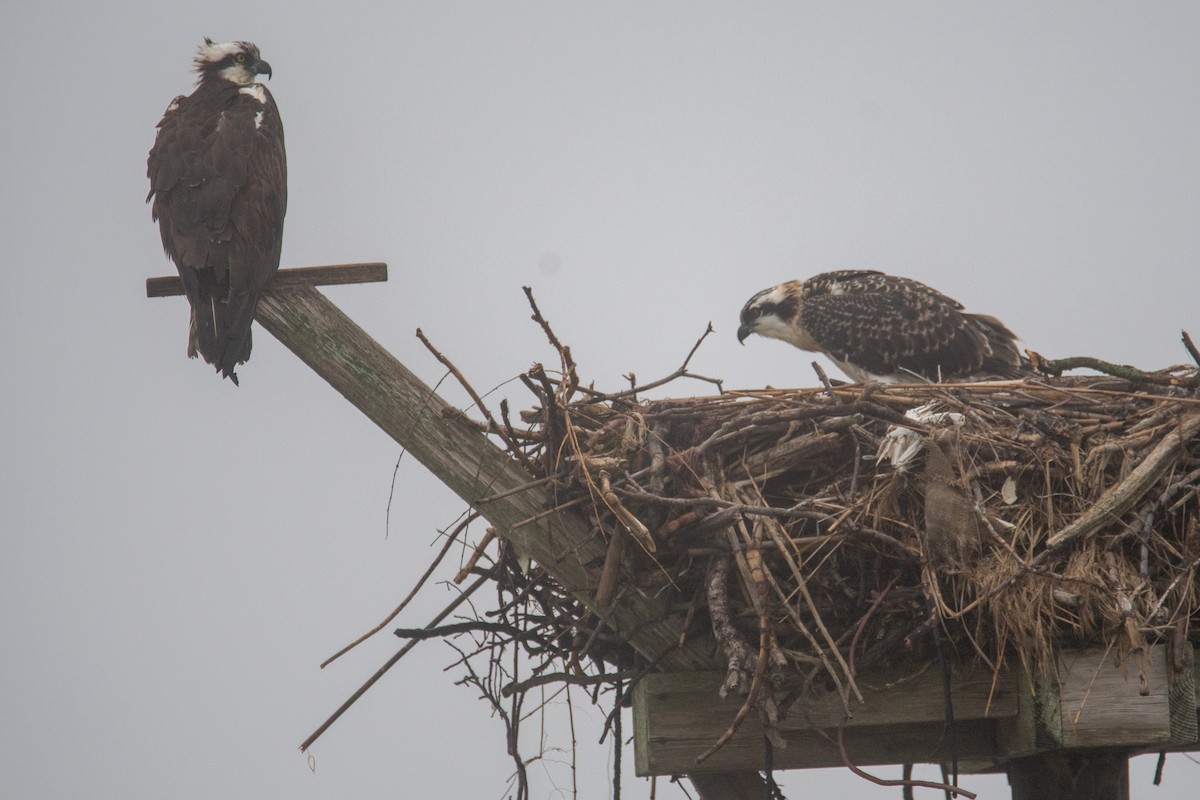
[
  {"x1": 737, "y1": 301, "x2": 767, "y2": 344},
  {"x1": 256, "y1": 59, "x2": 273, "y2": 80}
]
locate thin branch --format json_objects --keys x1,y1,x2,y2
[
  {"x1": 1029, "y1": 350, "x2": 1199, "y2": 387},
  {"x1": 300, "y1": 574, "x2": 488, "y2": 752},
  {"x1": 811, "y1": 360, "x2": 837, "y2": 399},
  {"x1": 573, "y1": 323, "x2": 724, "y2": 404},
  {"x1": 500, "y1": 669, "x2": 637, "y2": 699},
  {"x1": 1183, "y1": 330, "x2": 1200, "y2": 369},
  {"x1": 415, "y1": 328, "x2": 536, "y2": 471},
  {"x1": 321, "y1": 511, "x2": 477, "y2": 668},
  {"x1": 836, "y1": 724, "x2": 977, "y2": 799},
  {"x1": 454, "y1": 527, "x2": 496, "y2": 584},
  {"x1": 393, "y1": 620, "x2": 531, "y2": 641},
  {"x1": 522, "y1": 286, "x2": 578, "y2": 399}
]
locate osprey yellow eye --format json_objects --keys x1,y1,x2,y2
[{"x1": 235, "y1": 53, "x2": 247, "y2": 64}]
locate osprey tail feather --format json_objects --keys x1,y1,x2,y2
[{"x1": 185, "y1": 280, "x2": 256, "y2": 385}]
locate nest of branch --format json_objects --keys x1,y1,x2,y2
[
  {"x1": 403, "y1": 305, "x2": 1200, "y2": 776},
  {"x1": 536, "y1": 373, "x2": 1199, "y2": 670}
]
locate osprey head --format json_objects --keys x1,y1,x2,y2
[
  {"x1": 737, "y1": 281, "x2": 804, "y2": 345},
  {"x1": 193, "y1": 38, "x2": 272, "y2": 85}
]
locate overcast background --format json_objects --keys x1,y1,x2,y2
[{"x1": 3, "y1": 3, "x2": 1198, "y2": 798}]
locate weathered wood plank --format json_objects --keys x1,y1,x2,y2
[
  {"x1": 636, "y1": 646, "x2": 1199, "y2": 776},
  {"x1": 1042, "y1": 646, "x2": 1178, "y2": 750},
  {"x1": 1169, "y1": 638, "x2": 1198, "y2": 743},
  {"x1": 634, "y1": 663, "x2": 1018, "y2": 774},
  {"x1": 145, "y1": 262, "x2": 388, "y2": 298}
]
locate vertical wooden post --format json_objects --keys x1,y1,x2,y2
[{"x1": 1007, "y1": 750, "x2": 1130, "y2": 800}]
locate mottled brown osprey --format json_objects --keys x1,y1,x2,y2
[
  {"x1": 147, "y1": 39, "x2": 287, "y2": 385},
  {"x1": 737, "y1": 271, "x2": 1025, "y2": 383}
]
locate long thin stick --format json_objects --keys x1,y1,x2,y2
[
  {"x1": 300, "y1": 574, "x2": 487, "y2": 752},
  {"x1": 320, "y1": 512, "x2": 476, "y2": 668}
]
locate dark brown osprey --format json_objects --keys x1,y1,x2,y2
[
  {"x1": 737, "y1": 271, "x2": 1025, "y2": 383},
  {"x1": 147, "y1": 38, "x2": 287, "y2": 385}
]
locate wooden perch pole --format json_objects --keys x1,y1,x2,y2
[
  {"x1": 145, "y1": 262, "x2": 388, "y2": 297},
  {"x1": 243, "y1": 278, "x2": 764, "y2": 800}
]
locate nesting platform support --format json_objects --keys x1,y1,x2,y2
[
  {"x1": 1007, "y1": 750, "x2": 1130, "y2": 800},
  {"x1": 634, "y1": 644, "x2": 1199, "y2": 793},
  {"x1": 146, "y1": 263, "x2": 767, "y2": 800}
]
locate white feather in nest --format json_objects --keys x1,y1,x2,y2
[{"x1": 874, "y1": 401, "x2": 966, "y2": 471}]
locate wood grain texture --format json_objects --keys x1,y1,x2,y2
[
  {"x1": 634, "y1": 663, "x2": 1019, "y2": 774},
  {"x1": 1049, "y1": 646, "x2": 1175, "y2": 749},
  {"x1": 636, "y1": 646, "x2": 1200, "y2": 775},
  {"x1": 146, "y1": 262, "x2": 388, "y2": 297}
]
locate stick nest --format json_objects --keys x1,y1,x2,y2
[
  {"x1": 495, "y1": 346, "x2": 1200, "y2": 712},
  {"x1": 402, "y1": 310, "x2": 1200, "y2": 776},
  {"x1": 556, "y1": 376, "x2": 1197, "y2": 660}
]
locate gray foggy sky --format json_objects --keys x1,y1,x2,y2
[{"x1": 2, "y1": 3, "x2": 1197, "y2": 798}]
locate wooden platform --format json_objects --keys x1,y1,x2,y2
[{"x1": 633, "y1": 644, "x2": 1199, "y2": 776}]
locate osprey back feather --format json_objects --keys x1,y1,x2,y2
[
  {"x1": 737, "y1": 270, "x2": 1028, "y2": 383},
  {"x1": 148, "y1": 38, "x2": 287, "y2": 384}
]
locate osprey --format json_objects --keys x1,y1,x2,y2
[
  {"x1": 737, "y1": 270, "x2": 1025, "y2": 383},
  {"x1": 147, "y1": 39, "x2": 287, "y2": 384}
]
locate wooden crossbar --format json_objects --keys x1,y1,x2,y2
[{"x1": 145, "y1": 262, "x2": 388, "y2": 298}]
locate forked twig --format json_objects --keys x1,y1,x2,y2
[
  {"x1": 523, "y1": 286, "x2": 578, "y2": 398},
  {"x1": 577, "y1": 322, "x2": 725, "y2": 403}
]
